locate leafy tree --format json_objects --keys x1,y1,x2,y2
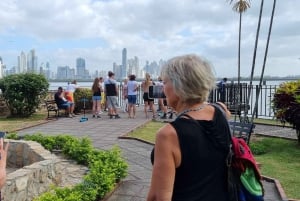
[{"x1": 0, "y1": 73, "x2": 49, "y2": 117}]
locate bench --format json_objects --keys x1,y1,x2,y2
[
  {"x1": 227, "y1": 103, "x2": 250, "y2": 122},
  {"x1": 228, "y1": 121, "x2": 255, "y2": 144},
  {"x1": 45, "y1": 100, "x2": 59, "y2": 118},
  {"x1": 45, "y1": 100, "x2": 66, "y2": 118}
]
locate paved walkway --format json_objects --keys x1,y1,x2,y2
[{"x1": 16, "y1": 106, "x2": 297, "y2": 201}]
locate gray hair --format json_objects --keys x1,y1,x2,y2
[{"x1": 161, "y1": 54, "x2": 216, "y2": 104}]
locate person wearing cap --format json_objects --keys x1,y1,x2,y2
[{"x1": 54, "y1": 86, "x2": 74, "y2": 118}]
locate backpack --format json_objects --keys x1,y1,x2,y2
[
  {"x1": 227, "y1": 137, "x2": 264, "y2": 201},
  {"x1": 213, "y1": 103, "x2": 264, "y2": 201}
]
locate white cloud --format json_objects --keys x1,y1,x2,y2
[{"x1": 0, "y1": 0, "x2": 300, "y2": 78}]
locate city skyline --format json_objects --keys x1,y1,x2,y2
[
  {"x1": 0, "y1": 1, "x2": 300, "y2": 78},
  {"x1": 1, "y1": 47, "x2": 166, "y2": 80}
]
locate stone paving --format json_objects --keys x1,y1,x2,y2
[{"x1": 16, "y1": 106, "x2": 298, "y2": 201}]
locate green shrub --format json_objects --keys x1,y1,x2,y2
[
  {"x1": 0, "y1": 73, "x2": 49, "y2": 117},
  {"x1": 8, "y1": 133, "x2": 128, "y2": 201},
  {"x1": 273, "y1": 80, "x2": 300, "y2": 143},
  {"x1": 6, "y1": 132, "x2": 19, "y2": 140},
  {"x1": 73, "y1": 88, "x2": 93, "y2": 112}
]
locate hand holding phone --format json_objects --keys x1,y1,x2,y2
[
  {"x1": 0, "y1": 131, "x2": 8, "y2": 188},
  {"x1": 0, "y1": 131, "x2": 8, "y2": 161},
  {"x1": 0, "y1": 132, "x2": 5, "y2": 139}
]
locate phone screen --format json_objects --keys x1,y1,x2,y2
[
  {"x1": 0, "y1": 132, "x2": 6, "y2": 138},
  {"x1": 148, "y1": 85, "x2": 166, "y2": 99}
]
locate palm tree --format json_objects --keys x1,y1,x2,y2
[
  {"x1": 245, "y1": 0, "x2": 264, "y2": 121},
  {"x1": 228, "y1": 0, "x2": 251, "y2": 85},
  {"x1": 252, "y1": 0, "x2": 277, "y2": 120}
]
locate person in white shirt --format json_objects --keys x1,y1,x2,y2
[{"x1": 127, "y1": 74, "x2": 139, "y2": 118}]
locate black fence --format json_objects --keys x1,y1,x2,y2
[
  {"x1": 208, "y1": 83, "x2": 278, "y2": 120},
  {"x1": 49, "y1": 83, "x2": 278, "y2": 119}
]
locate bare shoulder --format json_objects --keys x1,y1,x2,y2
[{"x1": 156, "y1": 123, "x2": 177, "y2": 143}]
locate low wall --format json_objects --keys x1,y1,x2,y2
[{"x1": 2, "y1": 140, "x2": 88, "y2": 201}]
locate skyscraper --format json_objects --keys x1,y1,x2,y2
[
  {"x1": 18, "y1": 51, "x2": 27, "y2": 73},
  {"x1": 76, "y1": 57, "x2": 86, "y2": 79},
  {"x1": 122, "y1": 48, "x2": 127, "y2": 79},
  {"x1": 27, "y1": 49, "x2": 38, "y2": 73},
  {"x1": 0, "y1": 57, "x2": 4, "y2": 78}
]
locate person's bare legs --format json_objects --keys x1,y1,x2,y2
[
  {"x1": 132, "y1": 104, "x2": 136, "y2": 118},
  {"x1": 149, "y1": 101, "x2": 156, "y2": 119},
  {"x1": 144, "y1": 102, "x2": 149, "y2": 118},
  {"x1": 96, "y1": 100, "x2": 101, "y2": 118},
  {"x1": 128, "y1": 103, "x2": 132, "y2": 118},
  {"x1": 92, "y1": 100, "x2": 97, "y2": 117}
]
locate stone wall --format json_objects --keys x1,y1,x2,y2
[{"x1": 2, "y1": 140, "x2": 88, "y2": 201}]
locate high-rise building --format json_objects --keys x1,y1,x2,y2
[
  {"x1": 0, "y1": 56, "x2": 4, "y2": 78},
  {"x1": 18, "y1": 51, "x2": 27, "y2": 73},
  {"x1": 122, "y1": 48, "x2": 127, "y2": 79},
  {"x1": 44, "y1": 62, "x2": 51, "y2": 80},
  {"x1": 27, "y1": 49, "x2": 38, "y2": 73},
  {"x1": 56, "y1": 66, "x2": 75, "y2": 80},
  {"x1": 76, "y1": 57, "x2": 86, "y2": 79},
  {"x1": 133, "y1": 56, "x2": 140, "y2": 77}
]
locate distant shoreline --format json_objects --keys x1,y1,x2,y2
[{"x1": 48, "y1": 76, "x2": 300, "y2": 83}]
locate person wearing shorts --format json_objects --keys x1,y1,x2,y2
[
  {"x1": 104, "y1": 71, "x2": 120, "y2": 119},
  {"x1": 91, "y1": 77, "x2": 103, "y2": 118},
  {"x1": 127, "y1": 74, "x2": 138, "y2": 118},
  {"x1": 141, "y1": 73, "x2": 156, "y2": 119}
]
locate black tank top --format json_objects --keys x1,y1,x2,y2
[{"x1": 151, "y1": 107, "x2": 230, "y2": 201}]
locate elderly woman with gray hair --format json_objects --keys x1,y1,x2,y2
[{"x1": 147, "y1": 54, "x2": 231, "y2": 201}]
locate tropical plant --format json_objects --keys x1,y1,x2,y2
[
  {"x1": 273, "y1": 80, "x2": 300, "y2": 143},
  {"x1": 0, "y1": 73, "x2": 49, "y2": 117},
  {"x1": 228, "y1": 0, "x2": 251, "y2": 85}
]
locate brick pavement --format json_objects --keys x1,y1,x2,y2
[{"x1": 16, "y1": 106, "x2": 297, "y2": 201}]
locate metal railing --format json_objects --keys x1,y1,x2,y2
[
  {"x1": 48, "y1": 83, "x2": 278, "y2": 119},
  {"x1": 208, "y1": 83, "x2": 278, "y2": 119}
]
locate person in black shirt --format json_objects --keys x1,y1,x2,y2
[
  {"x1": 147, "y1": 54, "x2": 231, "y2": 201},
  {"x1": 54, "y1": 87, "x2": 74, "y2": 118}
]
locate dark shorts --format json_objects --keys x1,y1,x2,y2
[
  {"x1": 143, "y1": 93, "x2": 154, "y2": 103},
  {"x1": 128, "y1": 95, "x2": 137, "y2": 104}
]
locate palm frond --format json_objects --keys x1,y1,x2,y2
[{"x1": 228, "y1": 0, "x2": 251, "y2": 13}]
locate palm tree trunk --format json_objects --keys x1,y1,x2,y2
[
  {"x1": 252, "y1": 0, "x2": 277, "y2": 120},
  {"x1": 246, "y1": 0, "x2": 264, "y2": 122},
  {"x1": 238, "y1": 12, "x2": 242, "y2": 86}
]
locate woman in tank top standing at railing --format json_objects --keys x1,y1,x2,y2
[{"x1": 141, "y1": 73, "x2": 156, "y2": 119}]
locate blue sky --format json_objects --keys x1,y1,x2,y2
[{"x1": 0, "y1": 0, "x2": 300, "y2": 77}]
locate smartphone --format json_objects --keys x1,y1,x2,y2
[
  {"x1": 0, "y1": 132, "x2": 6, "y2": 138},
  {"x1": 148, "y1": 85, "x2": 166, "y2": 99}
]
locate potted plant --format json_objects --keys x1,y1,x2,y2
[{"x1": 272, "y1": 80, "x2": 300, "y2": 144}]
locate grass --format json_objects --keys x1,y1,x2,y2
[
  {"x1": 0, "y1": 110, "x2": 49, "y2": 133},
  {"x1": 253, "y1": 137, "x2": 300, "y2": 199},
  {"x1": 127, "y1": 121, "x2": 300, "y2": 200},
  {"x1": 127, "y1": 121, "x2": 165, "y2": 143}
]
